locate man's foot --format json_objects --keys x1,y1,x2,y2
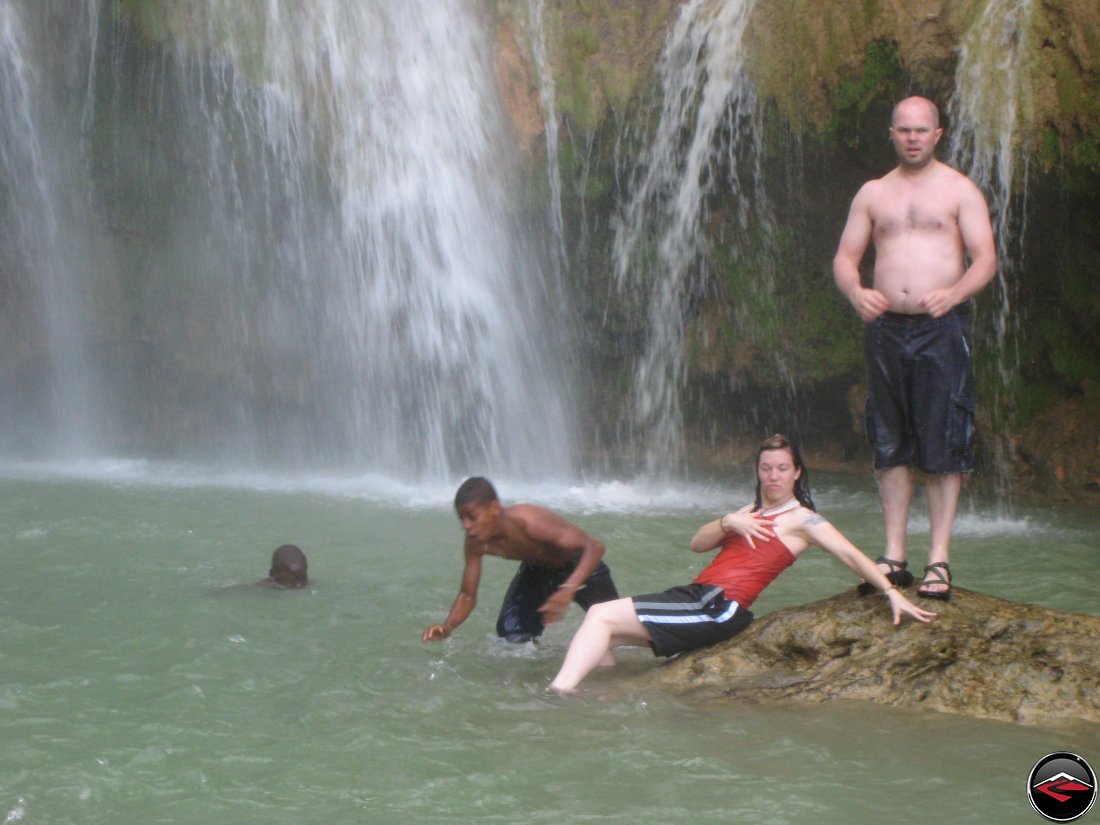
[
  {"x1": 856, "y1": 556, "x2": 914, "y2": 596},
  {"x1": 917, "y1": 562, "x2": 952, "y2": 600}
]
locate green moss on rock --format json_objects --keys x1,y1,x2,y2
[{"x1": 827, "y1": 40, "x2": 906, "y2": 146}]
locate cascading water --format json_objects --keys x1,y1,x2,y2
[
  {"x1": 521, "y1": 0, "x2": 568, "y2": 279},
  {"x1": 946, "y1": 0, "x2": 1034, "y2": 499},
  {"x1": 611, "y1": 0, "x2": 767, "y2": 476},
  {"x1": 1, "y1": 0, "x2": 576, "y2": 482},
  {"x1": 0, "y1": 0, "x2": 104, "y2": 459}
]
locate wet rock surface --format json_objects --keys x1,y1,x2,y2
[{"x1": 650, "y1": 587, "x2": 1100, "y2": 727}]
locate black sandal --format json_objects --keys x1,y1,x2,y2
[
  {"x1": 856, "y1": 556, "x2": 914, "y2": 596},
  {"x1": 917, "y1": 562, "x2": 952, "y2": 601}
]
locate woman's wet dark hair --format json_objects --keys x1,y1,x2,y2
[
  {"x1": 454, "y1": 476, "x2": 499, "y2": 509},
  {"x1": 752, "y1": 433, "x2": 815, "y2": 512}
]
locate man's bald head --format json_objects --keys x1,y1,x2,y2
[{"x1": 892, "y1": 96, "x2": 940, "y2": 129}]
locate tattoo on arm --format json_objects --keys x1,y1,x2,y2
[{"x1": 803, "y1": 513, "x2": 826, "y2": 526}]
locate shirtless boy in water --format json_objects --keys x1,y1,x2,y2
[
  {"x1": 422, "y1": 477, "x2": 619, "y2": 643},
  {"x1": 833, "y1": 96, "x2": 997, "y2": 600}
]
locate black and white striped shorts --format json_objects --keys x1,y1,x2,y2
[{"x1": 632, "y1": 583, "x2": 753, "y2": 658}]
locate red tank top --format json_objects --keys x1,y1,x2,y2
[{"x1": 693, "y1": 518, "x2": 796, "y2": 607}]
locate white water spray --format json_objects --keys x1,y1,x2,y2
[
  {"x1": 0, "y1": 0, "x2": 103, "y2": 458},
  {"x1": 521, "y1": 0, "x2": 568, "y2": 278},
  {"x1": 947, "y1": 0, "x2": 1035, "y2": 496},
  {"x1": 611, "y1": 0, "x2": 763, "y2": 475},
  {"x1": 3, "y1": 0, "x2": 576, "y2": 482}
]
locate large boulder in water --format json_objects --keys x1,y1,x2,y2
[{"x1": 649, "y1": 588, "x2": 1100, "y2": 727}]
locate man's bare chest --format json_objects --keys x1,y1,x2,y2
[
  {"x1": 873, "y1": 201, "x2": 958, "y2": 238},
  {"x1": 483, "y1": 537, "x2": 566, "y2": 566}
]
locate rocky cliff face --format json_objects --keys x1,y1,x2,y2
[
  {"x1": 15, "y1": 1, "x2": 1097, "y2": 496},
  {"x1": 495, "y1": 0, "x2": 1100, "y2": 163},
  {"x1": 649, "y1": 587, "x2": 1100, "y2": 727},
  {"x1": 491, "y1": 0, "x2": 1100, "y2": 500},
  {"x1": 746, "y1": 0, "x2": 1099, "y2": 158}
]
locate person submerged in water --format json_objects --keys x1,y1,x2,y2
[
  {"x1": 260, "y1": 544, "x2": 309, "y2": 589},
  {"x1": 548, "y1": 434, "x2": 937, "y2": 692},
  {"x1": 422, "y1": 477, "x2": 619, "y2": 644}
]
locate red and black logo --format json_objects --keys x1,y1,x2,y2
[{"x1": 1028, "y1": 752, "x2": 1096, "y2": 822}]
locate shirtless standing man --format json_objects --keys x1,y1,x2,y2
[
  {"x1": 833, "y1": 96, "x2": 997, "y2": 600},
  {"x1": 422, "y1": 477, "x2": 619, "y2": 643}
]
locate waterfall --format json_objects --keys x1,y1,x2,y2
[
  {"x1": 611, "y1": 0, "x2": 765, "y2": 476},
  {"x1": 1, "y1": 0, "x2": 576, "y2": 481},
  {"x1": 521, "y1": 0, "x2": 568, "y2": 278},
  {"x1": 0, "y1": 0, "x2": 104, "y2": 458},
  {"x1": 946, "y1": 0, "x2": 1034, "y2": 499}
]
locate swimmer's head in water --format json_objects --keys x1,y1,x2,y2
[{"x1": 269, "y1": 544, "x2": 308, "y2": 588}]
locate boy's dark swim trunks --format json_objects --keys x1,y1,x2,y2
[{"x1": 495, "y1": 559, "x2": 618, "y2": 642}]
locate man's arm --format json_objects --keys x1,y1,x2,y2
[
  {"x1": 833, "y1": 183, "x2": 891, "y2": 322},
  {"x1": 917, "y1": 178, "x2": 998, "y2": 317},
  {"x1": 422, "y1": 544, "x2": 482, "y2": 641}
]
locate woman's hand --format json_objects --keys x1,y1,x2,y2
[
  {"x1": 720, "y1": 511, "x2": 775, "y2": 548},
  {"x1": 885, "y1": 589, "x2": 938, "y2": 625}
]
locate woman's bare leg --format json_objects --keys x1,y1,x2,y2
[{"x1": 550, "y1": 597, "x2": 651, "y2": 691}]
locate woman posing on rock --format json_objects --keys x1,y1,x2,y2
[{"x1": 549, "y1": 433, "x2": 937, "y2": 693}]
